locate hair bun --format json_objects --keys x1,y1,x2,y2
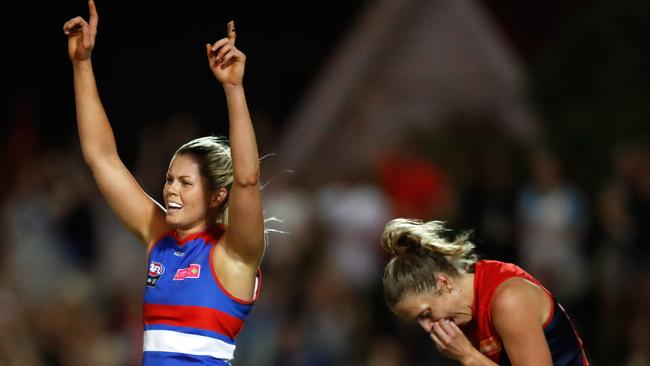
[{"x1": 382, "y1": 218, "x2": 424, "y2": 256}]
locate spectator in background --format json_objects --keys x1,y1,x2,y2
[
  {"x1": 317, "y1": 163, "x2": 392, "y2": 291},
  {"x1": 516, "y1": 148, "x2": 588, "y2": 306},
  {"x1": 1, "y1": 104, "x2": 75, "y2": 306},
  {"x1": 605, "y1": 142, "x2": 650, "y2": 366},
  {"x1": 377, "y1": 150, "x2": 455, "y2": 220},
  {"x1": 458, "y1": 145, "x2": 518, "y2": 262}
]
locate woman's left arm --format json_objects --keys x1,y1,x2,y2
[
  {"x1": 492, "y1": 278, "x2": 554, "y2": 366},
  {"x1": 208, "y1": 21, "x2": 265, "y2": 268}
]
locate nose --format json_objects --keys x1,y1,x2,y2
[{"x1": 164, "y1": 180, "x2": 179, "y2": 196}]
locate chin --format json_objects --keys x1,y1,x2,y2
[{"x1": 165, "y1": 215, "x2": 183, "y2": 228}]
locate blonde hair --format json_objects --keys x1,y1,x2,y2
[
  {"x1": 382, "y1": 218, "x2": 477, "y2": 308},
  {"x1": 174, "y1": 136, "x2": 233, "y2": 223}
]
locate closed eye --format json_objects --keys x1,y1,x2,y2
[{"x1": 416, "y1": 309, "x2": 432, "y2": 323}]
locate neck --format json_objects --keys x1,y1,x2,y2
[
  {"x1": 174, "y1": 210, "x2": 222, "y2": 239},
  {"x1": 175, "y1": 222, "x2": 215, "y2": 240},
  {"x1": 458, "y1": 272, "x2": 476, "y2": 313}
]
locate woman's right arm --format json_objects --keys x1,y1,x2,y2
[
  {"x1": 492, "y1": 278, "x2": 554, "y2": 366},
  {"x1": 64, "y1": 0, "x2": 168, "y2": 247}
]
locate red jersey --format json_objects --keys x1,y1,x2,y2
[{"x1": 464, "y1": 260, "x2": 589, "y2": 365}]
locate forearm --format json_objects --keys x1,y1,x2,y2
[
  {"x1": 72, "y1": 59, "x2": 119, "y2": 166},
  {"x1": 224, "y1": 84, "x2": 259, "y2": 186}
]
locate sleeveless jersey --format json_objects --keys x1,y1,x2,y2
[
  {"x1": 142, "y1": 227, "x2": 260, "y2": 365},
  {"x1": 465, "y1": 260, "x2": 588, "y2": 365}
]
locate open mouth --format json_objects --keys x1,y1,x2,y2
[{"x1": 167, "y1": 201, "x2": 183, "y2": 213}]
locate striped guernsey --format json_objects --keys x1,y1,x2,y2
[{"x1": 142, "y1": 227, "x2": 260, "y2": 365}]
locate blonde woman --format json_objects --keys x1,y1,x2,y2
[
  {"x1": 382, "y1": 218, "x2": 589, "y2": 366},
  {"x1": 63, "y1": 1, "x2": 264, "y2": 364}
]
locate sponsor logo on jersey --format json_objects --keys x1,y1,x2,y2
[
  {"x1": 479, "y1": 336, "x2": 502, "y2": 356},
  {"x1": 173, "y1": 264, "x2": 201, "y2": 281},
  {"x1": 146, "y1": 261, "x2": 165, "y2": 287}
]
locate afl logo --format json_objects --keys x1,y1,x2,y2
[
  {"x1": 149, "y1": 262, "x2": 165, "y2": 276},
  {"x1": 146, "y1": 262, "x2": 165, "y2": 287}
]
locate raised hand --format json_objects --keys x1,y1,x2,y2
[
  {"x1": 63, "y1": 0, "x2": 99, "y2": 62},
  {"x1": 206, "y1": 21, "x2": 246, "y2": 86}
]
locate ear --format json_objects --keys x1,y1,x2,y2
[
  {"x1": 209, "y1": 187, "x2": 228, "y2": 208},
  {"x1": 436, "y1": 274, "x2": 453, "y2": 294}
]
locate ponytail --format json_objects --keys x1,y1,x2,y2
[{"x1": 381, "y1": 218, "x2": 477, "y2": 309}]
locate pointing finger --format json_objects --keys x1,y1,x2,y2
[
  {"x1": 88, "y1": 0, "x2": 99, "y2": 28},
  {"x1": 82, "y1": 20, "x2": 91, "y2": 48},
  {"x1": 227, "y1": 20, "x2": 236, "y2": 45}
]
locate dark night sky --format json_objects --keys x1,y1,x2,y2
[
  {"x1": 2, "y1": 1, "x2": 369, "y2": 147},
  {"x1": 2, "y1": 0, "x2": 576, "y2": 152}
]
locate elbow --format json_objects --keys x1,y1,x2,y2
[
  {"x1": 233, "y1": 169, "x2": 260, "y2": 188},
  {"x1": 81, "y1": 150, "x2": 99, "y2": 168},
  {"x1": 80, "y1": 141, "x2": 107, "y2": 167},
  {"x1": 81, "y1": 148, "x2": 118, "y2": 170}
]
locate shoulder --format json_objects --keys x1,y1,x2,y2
[
  {"x1": 489, "y1": 277, "x2": 556, "y2": 364},
  {"x1": 147, "y1": 230, "x2": 175, "y2": 254},
  {"x1": 492, "y1": 277, "x2": 549, "y2": 326}
]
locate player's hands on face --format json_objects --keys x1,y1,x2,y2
[
  {"x1": 430, "y1": 319, "x2": 476, "y2": 362},
  {"x1": 206, "y1": 21, "x2": 246, "y2": 86},
  {"x1": 63, "y1": 0, "x2": 98, "y2": 63}
]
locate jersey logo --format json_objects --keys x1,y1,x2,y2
[
  {"x1": 479, "y1": 336, "x2": 502, "y2": 356},
  {"x1": 146, "y1": 261, "x2": 165, "y2": 287},
  {"x1": 173, "y1": 264, "x2": 201, "y2": 281}
]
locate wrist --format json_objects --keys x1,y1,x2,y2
[
  {"x1": 72, "y1": 59, "x2": 93, "y2": 71},
  {"x1": 460, "y1": 349, "x2": 488, "y2": 366},
  {"x1": 222, "y1": 83, "x2": 244, "y2": 92}
]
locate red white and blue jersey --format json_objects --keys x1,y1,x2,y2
[
  {"x1": 465, "y1": 260, "x2": 589, "y2": 366},
  {"x1": 143, "y1": 226, "x2": 260, "y2": 365}
]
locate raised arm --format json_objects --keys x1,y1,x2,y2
[
  {"x1": 64, "y1": 0, "x2": 168, "y2": 247},
  {"x1": 207, "y1": 22, "x2": 265, "y2": 268}
]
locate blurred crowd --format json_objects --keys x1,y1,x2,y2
[{"x1": 0, "y1": 99, "x2": 648, "y2": 366}]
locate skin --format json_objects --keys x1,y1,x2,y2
[
  {"x1": 394, "y1": 273, "x2": 554, "y2": 366},
  {"x1": 163, "y1": 154, "x2": 226, "y2": 235},
  {"x1": 64, "y1": 1, "x2": 264, "y2": 301}
]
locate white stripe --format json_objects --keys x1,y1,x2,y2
[{"x1": 143, "y1": 330, "x2": 235, "y2": 359}]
